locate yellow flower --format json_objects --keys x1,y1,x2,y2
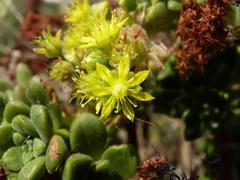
[
  {"x1": 78, "y1": 10, "x2": 129, "y2": 49},
  {"x1": 73, "y1": 55, "x2": 154, "y2": 121},
  {"x1": 65, "y1": 0, "x2": 92, "y2": 24}
]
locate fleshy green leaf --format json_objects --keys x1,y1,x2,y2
[{"x1": 102, "y1": 144, "x2": 137, "y2": 179}]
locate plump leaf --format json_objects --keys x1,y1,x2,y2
[
  {"x1": 0, "y1": 124, "x2": 15, "y2": 150},
  {"x1": 26, "y1": 76, "x2": 49, "y2": 105},
  {"x1": 3, "y1": 100, "x2": 30, "y2": 122},
  {"x1": 33, "y1": 138, "x2": 46, "y2": 158},
  {"x1": 46, "y1": 135, "x2": 68, "y2": 174},
  {"x1": 102, "y1": 144, "x2": 137, "y2": 179},
  {"x1": 62, "y1": 153, "x2": 93, "y2": 180},
  {"x1": 16, "y1": 63, "x2": 32, "y2": 87},
  {"x1": 70, "y1": 112, "x2": 107, "y2": 160},
  {"x1": 12, "y1": 132, "x2": 26, "y2": 146},
  {"x1": 18, "y1": 156, "x2": 46, "y2": 180},
  {"x1": 30, "y1": 105, "x2": 53, "y2": 144},
  {"x1": 2, "y1": 146, "x2": 22, "y2": 171},
  {"x1": 12, "y1": 115, "x2": 38, "y2": 137}
]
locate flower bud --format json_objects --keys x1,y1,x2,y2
[{"x1": 118, "y1": 0, "x2": 137, "y2": 12}]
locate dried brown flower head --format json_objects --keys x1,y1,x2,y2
[
  {"x1": 176, "y1": 0, "x2": 233, "y2": 78},
  {"x1": 137, "y1": 157, "x2": 182, "y2": 180}
]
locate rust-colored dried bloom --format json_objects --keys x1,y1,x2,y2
[
  {"x1": 176, "y1": 0, "x2": 232, "y2": 78},
  {"x1": 137, "y1": 157, "x2": 172, "y2": 180}
]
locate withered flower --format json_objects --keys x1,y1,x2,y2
[{"x1": 176, "y1": 0, "x2": 233, "y2": 78}]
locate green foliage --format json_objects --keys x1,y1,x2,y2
[
  {"x1": 70, "y1": 113, "x2": 107, "y2": 159},
  {"x1": 26, "y1": 76, "x2": 50, "y2": 105},
  {"x1": 102, "y1": 144, "x2": 138, "y2": 179}
]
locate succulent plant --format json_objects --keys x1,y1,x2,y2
[{"x1": 0, "y1": 63, "x2": 137, "y2": 180}]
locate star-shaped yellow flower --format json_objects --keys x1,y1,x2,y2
[{"x1": 73, "y1": 55, "x2": 154, "y2": 121}]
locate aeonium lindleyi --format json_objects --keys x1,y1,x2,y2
[{"x1": 73, "y1": 55, "x2": 154, "y2": 121}]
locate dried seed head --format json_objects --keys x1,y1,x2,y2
[{"x1": 175, "y1": 0, "x2": 233, "y2": 78}]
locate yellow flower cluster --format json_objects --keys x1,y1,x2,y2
[{"x1": 33, "y1": 0, "x2": 155, "y2": 121}]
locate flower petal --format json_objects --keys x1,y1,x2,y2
[
  {"x1": 128, "y1": 70, "x2": 149, "y2": 87},
  {"x1": 122, "y1": 100, "x2": 135, "y2": 121},
  {"x1": 118, "y1": 55, "x2": 130, "y2": 80},
  {"x1": 101, "y1": 96, "x2": 116, "y2": 118},
  {"x1": 96, "y1": 63, "x2": 114, "y2": 84},
  {"x1": 85, "y1": 86, "x2": 111, "y2": 97},
  {"x1": 129, "y1": 90, "x2": 155, "y2": 101}
]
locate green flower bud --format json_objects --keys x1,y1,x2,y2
[
  {"x1": 146, "y1": 2, "x2": 168, "y2": 22},
  {"x1": 0, "y1": 79, "x2": 13, "y2": 92},
  {"x1": 227, "y1": 5, "x2": 240, "y2": 28},
  {"x1": 167, "y1": 0, "x2": 182, "y2": 11},
  {"x1": 118, "y1": 0, "x2": 137, "y2": 12},
  {"x1": 145, "y1": 2, "x2": 177, "y2": 32},
  {"x1": 46, "y1": 135, "x2": 68, "y2": 174},
  {"x1": 62, "y1": 153, "x2": 93, "y2": 180},
  {"x1": 50, "y1": 60, "x2": 74, "y2": 81},
  {"x1": 12, "y1": 115, "x2": 38, "y2": 137},
  {"x1": 12, "y1": 132, "x2": 26, "y2": 145},
  {"x1": 2, "y1": 146, "x2": 22, "y2": 171},
  {"x1": 0, "y1": 124, "x2": 14, "y2": 150},
  {"x1": 102, "y1": 145, "x2": 137, "y2": 179},
  {"x1": 26, "y1": 76, "x2": 49, "y2": 105},
  {"x1": 30, "y1": 105, "x2": 53, "y2": 144},
  {"x1": 3, "y1": 100, "x2": 30, "y2": 122},
  {"x1": 70, "y1": 113, "x2": 107, "y2": 160},
  {"x1": 82, "y1": 50, "x2": 108, "y2": 70},
  {"x1": 22, "y1": 151, "x2": 34, "y2": 165},
  {"x1": 33, "y1": 28, "x2": 62, "y2": 58},
  {"x1": 33, "y1": 138, "x2": 46, "y2": 158},
  {"x1": 18, "y1": 156, "x2": 46, "y2": 180},
  {"x1": 16, "y1": 63, "x2": 32, "y2": 87}
]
